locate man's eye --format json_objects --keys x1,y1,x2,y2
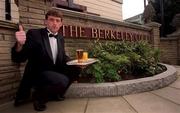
[
  {"x1": 56, "y1": 19, "x2": 61, "y2": 22},
  {"x1": 49, "y1": 18, "x2": 54, "y2": 21}
]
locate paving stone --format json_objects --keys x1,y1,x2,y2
[
  {"x1": 86, "y1": 97, "x2": 137, "y2": 113},
  {"x1": 124, "y1": 92, "x2": 180, "y2": 113},
  {"x1": 0, "y1": 103, "x2": 35, "y2": 113},
  {"x1": 174, "y1": 66, "x2": 180, "y2": 75},
  {"x1": 151, "y1": 87, "x2": 180, "y2": 105},
  {"x1": 40, "y1": 98, "x2": 88, "y2": 113},
  {"x1": 170, "y1": 77, "x2": 180, "y2": 89}
]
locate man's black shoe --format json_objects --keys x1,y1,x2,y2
[
  {"x1": 55, "y1": 95, "x2": 65, "y2": 101},
  {"x1": 33, "y1": 100, "x2": 46, "y2": 111},
  {"x1": 14, "y1": 99, "x2": 23, "y2": 107},
  {"x1": 14, "y1": 99, "x2": 30, "y2": 107},
  {"x1": 48, "y1": 94, "x2": 65, "y2": 101}
]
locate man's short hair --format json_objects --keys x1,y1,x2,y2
[{"x1": 45, "y1": 9, "x2": 63, "y2": 20}]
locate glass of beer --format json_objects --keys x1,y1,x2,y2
[
  {"x1": 76, "y1": 49, "x2": 84, "y2": 63},
  {"x1": 83, "y1": 51, "x2": 88, "y2": 61}
]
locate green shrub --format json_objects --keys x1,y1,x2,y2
[{"x1": 83, "y1": 41, "x2": 165, "y2": 83}]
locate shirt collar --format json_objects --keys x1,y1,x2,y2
[{"x1": 47, "y1": 28, "x2": 58, "y2": 35}]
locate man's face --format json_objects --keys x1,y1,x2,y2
[{"x1": 45, "y1": 16, "x2": 62, "y2": 34}]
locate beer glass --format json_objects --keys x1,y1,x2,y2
[
  {"x1": 83, "y1": 52, "x2": 88, "y2": 61},
  {"x1": 76, "y1": 49, "x2": 84, "y2": 63}
]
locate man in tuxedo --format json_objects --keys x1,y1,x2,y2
[{"x1": 11, "y1": 9, "x2": 81, "y2": 111}]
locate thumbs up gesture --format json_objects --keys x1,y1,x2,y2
[{"x1": 15, "y1": 24, "x2": 26, "y2": 45}]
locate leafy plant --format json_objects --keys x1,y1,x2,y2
[{"x1": 82, "y1": 41, "x2": 166, "y2": 83}]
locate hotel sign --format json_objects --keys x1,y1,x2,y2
[{"x1": 60, "y1": 25, "x2": 151, "y2": 41}]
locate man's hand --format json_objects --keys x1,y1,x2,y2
[
  {"x1": 15, "y1": 24, "x2": 26, "y2": 52},
  {"x1": 76, "y1": 65, "x2": 87, "y2": 70}
]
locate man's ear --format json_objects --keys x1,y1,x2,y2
[
  {"x1": 60, "y1": 22, "x2": 63, "y2": 27},
  {"x1": 44, "y1": 20, "x2": 47, "y2": 26}
]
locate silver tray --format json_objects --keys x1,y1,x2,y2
[{"x1": 66, "y1": 58, "x2": 98, "y2": 66}]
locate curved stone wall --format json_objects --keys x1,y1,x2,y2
[{"x1": 65, "y1": 64, "x2": 177, "y2": 97}]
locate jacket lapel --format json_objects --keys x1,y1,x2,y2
[
  {"x1": 56, "y1": 35, "x2": 63, "y2": 64},
  {"x1": 41, "y1": 28, "x2": 53, "y2": 62}
]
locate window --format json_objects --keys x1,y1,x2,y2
[
  {"x1": 52, "y1": 0, "x2": 86, "y2": 12},
  {"x1": 5, "y1": 0, "x2": 11, "y2": 20}
]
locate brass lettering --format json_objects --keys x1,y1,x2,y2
[
  {"x1": 132, "y1": 33, "x2": 136, "y2": 41},
  {"x1": 70, "y1": 26, "x2": 78, "y2": 37},
  {"x1": 110, "y1": 30, "x2": 116, "y2": 39},
  {"x1": 147, "y1": 35, "x2": 151, "y2": 41},
  {"x1": 139, "y1": 34, "x2": 143, "y2": 41},
  {"x1": 62, "y1": 25, "x2": 66, "y2": 37},
  {"x1": 143, "y1": 34, "x2": 147, "y2": 40},
  {"x1": 60, "y1": 25, "x2": 150, "y2": 42},
  {"x1": 91, "y1": 28, "x2": 98, "y2": 38},
  {"x1": 116, "y1": 31, "x2": 122, "y2": 40},
  {"x1": 79, "y1": 27, "x2": 86, "y2": 37},
  {"x1": 122, "y1": 32, "x2": 126, "y2": 41},
  {"x1": 126, "y1": 33, "x2": 131, "y2": 41},
  {"x1": 129, "y1": 33, "x2": 134, "y2": 42},
  {"x1": 98, "y1": 29, "x2": 105, "y2": 39},
  {"x1": 105, "y1": 30, "x2": 110, "y2": 39}
]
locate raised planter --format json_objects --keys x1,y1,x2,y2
[{"x1": 65, "y1": 64, "x2": 177, "y2": 97}]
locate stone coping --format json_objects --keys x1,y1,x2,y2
[
  {"x1": 0, "y1": 20, "x2": 17, "y2": 29},
  {"x1": 65, "y1": 64, "x2": 177, "y2": 97},
  {"x1": 53, "y1": 7, "x2": 151, "y2": 31}
]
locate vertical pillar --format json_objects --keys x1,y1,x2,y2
[{"x1": 146, "y1": 22, "x2": 161, "y2": 48}]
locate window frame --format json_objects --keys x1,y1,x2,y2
[
  {"x1": 52, "y1": 0, "x2": 87, "y2": 12},
  {"x1": 5, "y1": 0, "x2": 11, "y2": 20}
]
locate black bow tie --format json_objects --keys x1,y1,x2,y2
[{"x1": 49, "y1": 34, "x2": 58, "y2": 38}]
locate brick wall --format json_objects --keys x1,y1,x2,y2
[
  {"x1": 0, "y1": 20, "x2": 21, "y2": 104},
  {"x1": 18, "y1": 0, "x2": 49, "y2": 28},
  {"x1": 160, "y1": 37, "x2": 180, "y2": 65},
  {"x1": 144, "y1": 22, "x2": 180, "y2": 65}
]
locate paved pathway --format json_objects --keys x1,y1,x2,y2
[{"x1": 0, "y1": 66, "x2": 180, "y2": 113}]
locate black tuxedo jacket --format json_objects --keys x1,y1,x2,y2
[{"x1": 11, "y1": 28, "x2": 70, "y2": 100}]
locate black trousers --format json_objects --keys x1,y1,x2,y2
[
  {"x1": 33, "y1": 71, "x2": 69, "y2": 103},
  {"x1": 15, "y1": 65, "x2": 81, "y2": 102}
]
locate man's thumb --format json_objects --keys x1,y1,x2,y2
[{"x1": 18, "y1": 24, "x2": 24, "y2": 31}]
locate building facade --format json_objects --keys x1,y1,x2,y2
[
  {"x1": 73, "y1": 0, "x2": 123, "y2": 21},
  {"x1": 0, "y1": 0, "x2": 123, "y2": 23},
  {"x1": 124, "y1": 13, "x2": 144, "y2": 25}
]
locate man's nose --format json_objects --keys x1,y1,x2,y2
[{"x1": 53, "y1": 20, "x2": 57, "y2": 25}]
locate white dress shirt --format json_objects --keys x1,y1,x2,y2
[{"x1": 47, "y1": 29, "x2": 58, "y2": 64}]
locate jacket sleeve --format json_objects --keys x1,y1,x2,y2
[{"x1": 61, "y1": 37, "x2": 71, "y2": 63}]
